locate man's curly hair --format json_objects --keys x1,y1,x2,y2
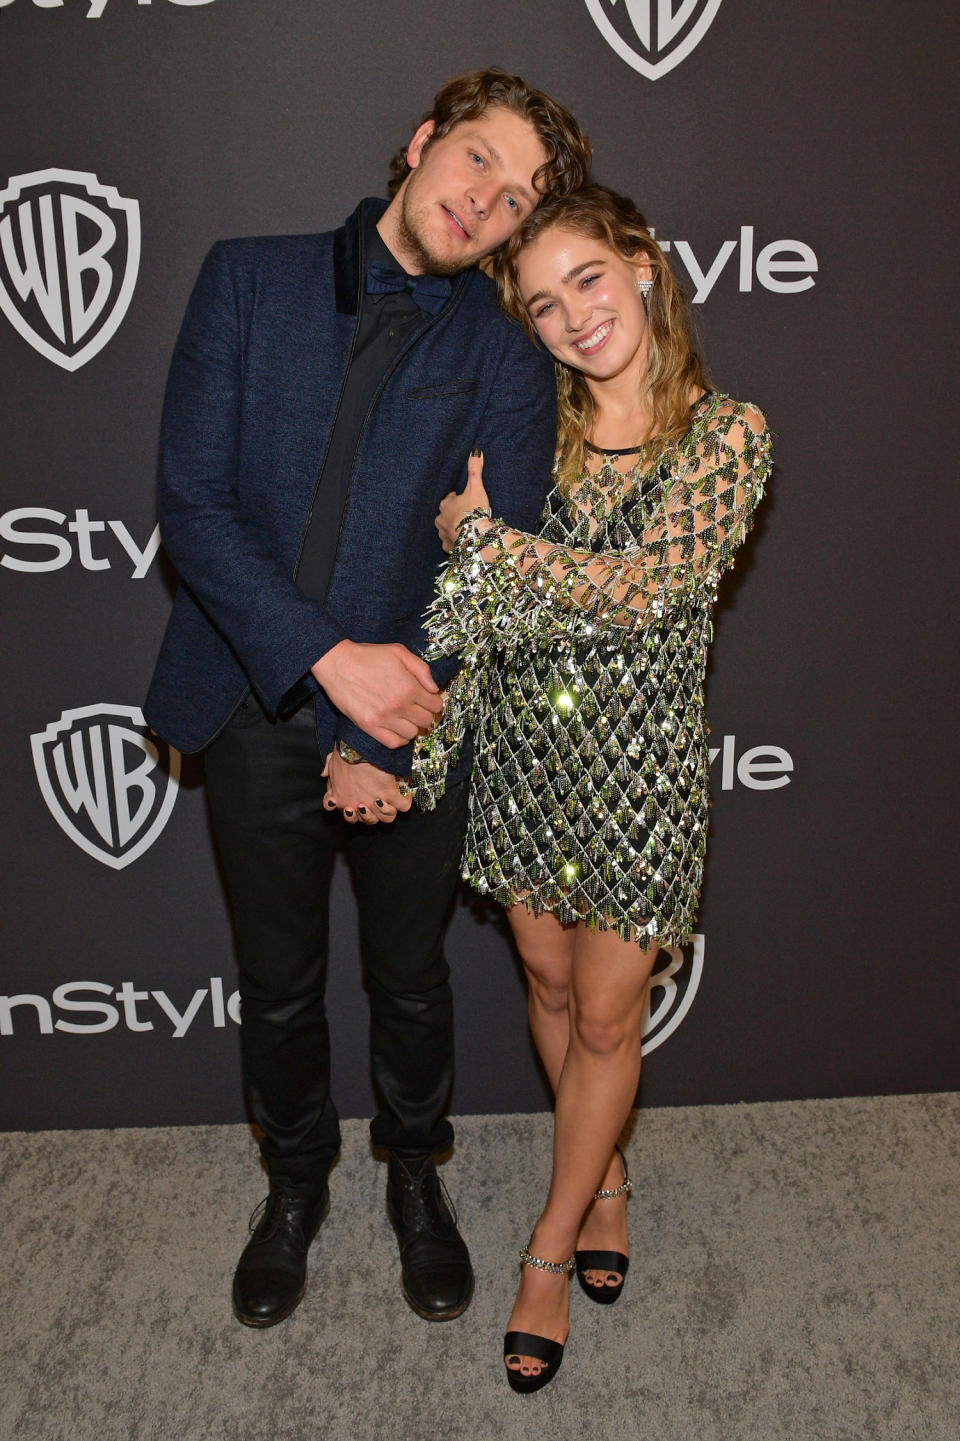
[{"x1": 387, "y1": 68, "x2": 591, "y2": 203}]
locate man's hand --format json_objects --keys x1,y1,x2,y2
[
  {"x1": 436, "y1": 448, "x2": 491, "y2": 552},
  {"x1": 310, "y1": 640, "x2": 442, "y2": 747},
  {"x1": 322, "y1": 750, "x2": 413, "y2": 824}
]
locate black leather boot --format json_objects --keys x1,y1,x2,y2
[
  {"x1": 386, "y1": 1153, "x2": 474, "y2": 1321},
  {"x1": 232, "y1": 1185, "x2": 330, "y2": 1327}
]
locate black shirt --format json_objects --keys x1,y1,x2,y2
[{"x1": 295, "y1": 214, "x2": 425, "y2": 601}]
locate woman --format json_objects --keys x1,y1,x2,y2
[{"x1": 414, "y1": 185, "x2": 772, "y2": 1391}]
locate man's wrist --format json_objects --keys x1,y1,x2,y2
[{"x1": 310, "y1": 638, "x2": 353, "y2": 687}]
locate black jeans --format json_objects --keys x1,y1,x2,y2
[{"x1": 205, "y1": 698, "x2": 468, "y2": 1194}]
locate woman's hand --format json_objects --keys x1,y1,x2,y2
[
  {"x1": 435, "y1": 448, "x2": 491, "y2": 552},
  {"x1": 322, "y1": 751, "x2": 412, "y2": 824}
]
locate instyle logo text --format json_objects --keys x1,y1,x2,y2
[
  {"x1": 658, "y1": 225, "x2": 817, "y2": 302},
  {"x1": 0, "y1": 0, "x2": 217, "y2": 16},
  {"x1": 1, "y1": 506, "x2": 160, "y2": 578},
  {"x1": 0, "y1": 977, "x2": 239, "y2": 1037}
]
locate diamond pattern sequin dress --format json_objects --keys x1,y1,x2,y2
[{"x1": 413, "y1": 393, "x2": 773, "y2": 945}]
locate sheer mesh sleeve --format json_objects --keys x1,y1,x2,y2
[{"x1": 425, "y1": 402, "x2": 771, "y2": 658}]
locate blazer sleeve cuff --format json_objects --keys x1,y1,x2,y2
[
  {"x1": 335, "y1": 718, "x2": 415, "y2": 777},
  {"x1": 276, "y1": 671, "x2": 321, "y2": 720}
]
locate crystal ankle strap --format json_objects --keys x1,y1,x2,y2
[
  {"x1": 519, "y1": 1246, "x2": 575, "y2": 1275},
  {"x1": 595, "y1": 1176, "x2": 632, "y2": 1202}
]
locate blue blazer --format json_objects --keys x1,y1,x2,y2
[{"x1": 145, "y1": 198, "x2": 556, "y2": 766}]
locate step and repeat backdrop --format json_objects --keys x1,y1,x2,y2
[{"x1": 2, "y1": 1, "x2": 957, "y2": 1130}]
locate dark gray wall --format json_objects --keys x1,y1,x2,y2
[{"x1": 2, "y1": 0, "x2": 957, "y2": 1129}]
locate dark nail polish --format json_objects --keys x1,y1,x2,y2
[
  {"x1": 375, "y1": 799, "x2": 384, "y2": 808},
  {"x1": 470, "y1": 445, "x2": 483, "y2": 458},
  {"x1": 358, "y1": 806, "x2": 367, "y2": 814}
]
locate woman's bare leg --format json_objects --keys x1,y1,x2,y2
[
  {"x1": 504, "y1": 919, "x2": 659, "y2": 1377},
  {"x1": 506, "y1": 903, "x2": 576, "y2": 1093},
  {"x1": 507, "y1": 904, "x2": 650, "y2": 1291}
]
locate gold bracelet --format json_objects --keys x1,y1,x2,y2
[{"x1": 335, "y1": 739, "x2": 366, "y2": 765}]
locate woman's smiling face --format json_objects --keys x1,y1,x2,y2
[{"x1": 516, "y1": 226, "x2": 653, "y2": 382}]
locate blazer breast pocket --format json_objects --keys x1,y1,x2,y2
[{"x1": 405, "y1": 380, "x2": 479, "y2": 401}]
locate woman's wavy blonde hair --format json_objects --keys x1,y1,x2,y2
[{"x1": 491, "y1": 185, "x2": 709, "y2": 488}]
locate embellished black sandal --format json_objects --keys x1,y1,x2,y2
[
  {"x1": 574, "y1": 1146, "x2": 632, "y2": 1305},
  {"x1": 503, "y1": 1246, "x2": 575, "y2": 1394}
]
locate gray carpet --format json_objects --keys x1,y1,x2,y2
[{"x1": 2, "y1": 1094, "x2": 957, "y2": 1441}]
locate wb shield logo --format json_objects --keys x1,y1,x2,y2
[
  {"x1": 31, "y1": 705, "x2": 180, "y2": 869},
  {"x1": 0, "y1": 169, "x2": 140, "y2": 371},
  {"x1": 584, "y1": 1, "x2": 724, "y2": 79},
  {"x1": 641, "y1": 934, "x2": 704, "y2": 1052}
]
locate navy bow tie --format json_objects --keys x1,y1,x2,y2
[{"x1": 365, "y1": 262, "x2": 452, "y2": 316}]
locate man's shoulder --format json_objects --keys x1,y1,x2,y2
[
  {"x1": 190, "y1": 232, "x2": 343, "y2": 314},
  {"x1": 205, "y1": 231, "x2": 332, "y2": 271},
  {"x1": 456, "y1": 269, "x2": 548, "y2": 368},
  {"x1": 457, "y1": 265, "x2": 502, "y2": 320},
  {"x1": 207, "y1": 199, "x2": 364, "y2": 273}
]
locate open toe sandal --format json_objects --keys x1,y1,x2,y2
[
  {"x1": 574, "y1": 1146, "x2": 631, "y2": 1305},
  {"x1": 503, "y1": 1246, "x2": 574, "y2": 1394}
]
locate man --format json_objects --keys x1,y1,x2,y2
[{"x1": 145, "y1": 69, "x2": 591, "y2": 1328}]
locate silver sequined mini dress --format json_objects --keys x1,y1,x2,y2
[{"x1": 413, "y1": 393, "x2": 773, "y2": 946}]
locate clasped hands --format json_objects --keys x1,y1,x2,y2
[
  {"x1": 313, "y1": 642, "x2": 432, "y2": 825},
  {"x1": 322, "y1": 748, "x2": 412, "y2": 825},
  {"x1": 316, "y1": 452, "x2": 490, "y2": 823}
]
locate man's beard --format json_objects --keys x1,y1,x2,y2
[{"x1": 396, "y1": 187, "x2": 475, "y2": 277}]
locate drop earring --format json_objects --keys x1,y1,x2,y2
[{"x1": 636, "y1": 277, "x2": 653, "y2": 300}]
